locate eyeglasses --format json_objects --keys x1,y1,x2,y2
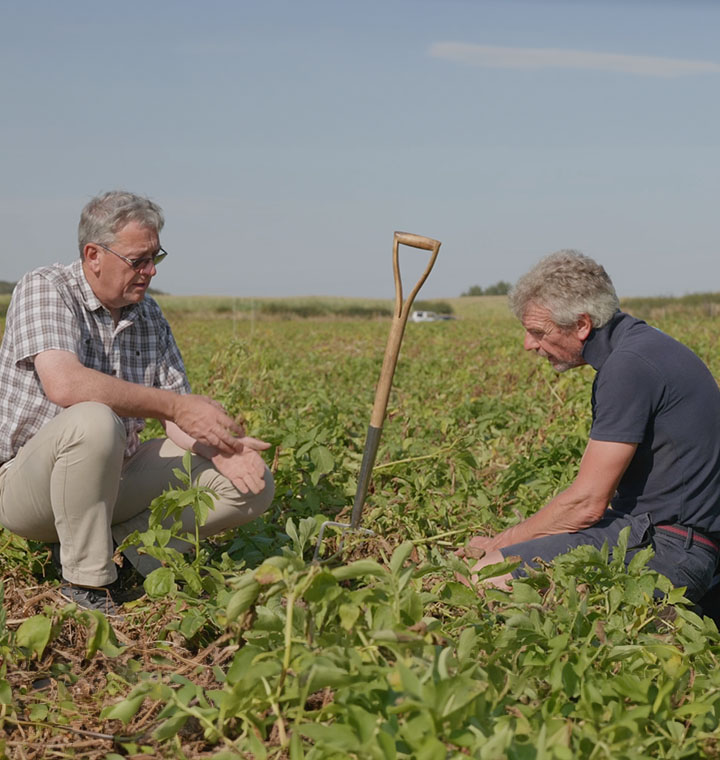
[{"x1": 94, "y1": 242, "x2": 168, "y2": 271}]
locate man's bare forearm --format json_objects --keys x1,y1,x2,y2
[
  {"x1": 470, "y1": 439, "x2": 637, "y2": 554},
  {"x1": 34, "y1": 349, "x2": 245, "y2": 454},
  {"x1": 38, "y1": 355, "x2": 179, "y2": 420},
  {"x1": 488, "y1": 488, "x2": 607, "y2": 551}
]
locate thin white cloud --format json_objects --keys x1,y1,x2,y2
[{"x1": 429, "y1": 42, "x2": 720, "y2": 77}]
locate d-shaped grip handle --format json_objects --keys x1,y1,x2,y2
[{"x1": 394, "y1": 231, "x2": 442, "y2": 251}]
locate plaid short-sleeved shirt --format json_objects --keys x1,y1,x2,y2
[{"x1": 0, "y1": 259, "x2": 191, "y2": 461}]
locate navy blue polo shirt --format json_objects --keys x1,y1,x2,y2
[{"x1": 583, "y1": 311, "x2": 720, "y2": 535}]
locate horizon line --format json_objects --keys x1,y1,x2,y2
[{"x1": 429, "y1": 42, "x2": 720, "y2": 77}]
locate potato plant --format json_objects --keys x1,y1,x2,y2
[{"x1": 1, "y1": 299, "x2": 720, "y2": 758}]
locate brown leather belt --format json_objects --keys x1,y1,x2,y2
[{"x1": 656, "y1": 524, "x2": 720, "y2": 553}]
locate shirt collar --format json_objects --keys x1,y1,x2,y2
[
  {"x1": 582, "y1": 311, "x2": 638, "y2": 370},
  {"x1": 73, "y1": 259, "x2": 104, "y2": 312},
  {"x1": 73, "y1": 259, "x2": 143, "y2": 322}
]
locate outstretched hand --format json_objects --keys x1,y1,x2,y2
[
  {"x1": 211, "y1": 436, "x2": 272, "y2": 494},
  {"x1": 172, "y1": 394, "x2": 247, "y2": 454}
]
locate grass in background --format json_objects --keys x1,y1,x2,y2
[{"x1": 3, "y1": 291, "x2": 720, "y2": 756}]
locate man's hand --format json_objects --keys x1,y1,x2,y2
[
  {"x1": 455, "y1": 535, "x2": 496, "y2": 560},
  {"x1": 454, "y1": 536, "x2": 514, "y2": 592},
  {"x1": 172, "y1": 395, "x2": 248, "y2": 455},
  {"x1": 211, "y1": 436, "x2": 271, "y2": 494}
]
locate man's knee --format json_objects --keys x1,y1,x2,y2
[
  {"x1": 59, "y1": 402, "x2": 126, "y2": 460},
  {"x1": 253, "y1": 467, "x2": 275, "y2": 513},
  {"x1": 230, "y1": 466, "x2": 275, "y2": 522},
  {"x1": 198, "y1": 465, "x2": 275, "y2": 535}
]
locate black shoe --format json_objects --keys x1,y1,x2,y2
[
  {"x1": 60, "y1": 582, "x2": 124, "y2": 617},
  {"x1": 49, "y1": 542, "x2": 144, "y2": 603}
]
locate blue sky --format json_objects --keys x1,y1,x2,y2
[{"x1": 1, "y1": 0, "x2": 718, "y2": 299}]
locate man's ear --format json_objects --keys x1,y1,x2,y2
[
  {"x1": 83, "y1": 243, "x2": 101, "y2": 273},
  {"x1": 577, "y1": 313, "x2": 593, "y2": 340}
]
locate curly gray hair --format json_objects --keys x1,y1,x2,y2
[
  {"x1": 78, "y1": 190, "x2": 164, "y2": 257},
  {"x1": 509, "y1": 250, "x2": 619, "y2": 329}
]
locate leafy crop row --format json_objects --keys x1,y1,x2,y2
[{"x1": 1, "y1": 303, "x2": 720, "y2": 758}]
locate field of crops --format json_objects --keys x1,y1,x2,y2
[{"x1": 2, "y1": 295, "x2": 720, "y2": 759}]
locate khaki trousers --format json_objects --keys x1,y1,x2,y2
[{"x1": 0, "y1": 402, "x2": 275, "y2": 586}]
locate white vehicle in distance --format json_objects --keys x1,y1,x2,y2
[
  {"x1": 410, "y1": 310, "x2": 456, "y2": 323},
  {"x1": 410, "y1": 310, "x2": 438, "y2": 322}
]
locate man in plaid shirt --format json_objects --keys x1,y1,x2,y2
[{"x1": 0, "y1": 190, "x2": 275, "y2": 615}]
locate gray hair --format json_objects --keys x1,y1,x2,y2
[
  {"x1": 78, "y1": 190, "x2": 164, "y2": 257},
  {"x1": 509, "y1": 249, "x2": 619, "y2": 329}
]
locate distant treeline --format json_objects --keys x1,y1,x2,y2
[
  {"x1": 461, "y1": 281, "x2": 511, "y2": 296},
  {"x1": 0, "y1": 281, "x2": 165, "y2": 297},
  {"x1": 257, "y1": 299, "x2": 453, "y2": 319},
  {"x1": 622, "y1": 292, "x2": 720, "y2": 310},
  {"x1": 621, "y1": 292, "x2": 720, "y2": 321},
  {"x1": 160, "y1": 297, "x2": 455, "y2": 320},
  {"x1": 255, "y1": 301, "x2": 392, "y2": 319}
]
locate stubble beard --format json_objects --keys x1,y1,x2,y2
[{"x1": 548, "y1": 354, "x2": 584, "y2": 373}]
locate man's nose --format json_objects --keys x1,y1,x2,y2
[{"x1": 524, "y1": 332, "x2": 539, "y2": 351}]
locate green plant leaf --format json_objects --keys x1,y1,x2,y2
[
  {"x1": 332, "y1": 559, "x2": 386, "y2": 581},
  {"x1": 15, "y1": 615, "x2": 52, "y2": 659},
  {"x1": 389, "y1": 541, "x2": 414, "y2": 576},
  {"x1": 153, "y1": 713, "x2": 189, "y2": 741},
  {"x1": 254, "y1": 562, "x2": 285, "y2": 585},
  {"x1": 299, "y1": 723, "x2": 360, "y2": 751},
  {"x1": 339, "y1": 602, "x2": 361, "y2": 630},
  {"x1": 438, "y1": 581, "x2": 481, "y2": 607},
  {"x1": 29, "y1": 702, "x2": 49, "y2": 721},
  {"x1": 225, "y1": 579, "x2": 261, "y2": 621},
  {"x1": 179, "y1": 609, "x2": 207, "y2": 639},
  {"x1": 310, "y1": 445, "x2": 335, "y2": 474},
  {"x1": 303, "y1": 570, "x2": 339, "y2": 602},
  {"x1": 0, "y1": 679, "x2": 13, "y2": 705},
  {"x1": 456, "y1": 627, "x2": 477, "y2": 661},
  {"x1": 101, "y1": 693, "x2": 147, "y2": 724},
  {"x1": 144, "y1": 567, "x2": 177, "y2": 598},
  {"x1": 83, "y1": 610, "x2": 124, "y2": 658},
  {"x1": 289, "y1": 731, "x2": 306, "y2": 760}
]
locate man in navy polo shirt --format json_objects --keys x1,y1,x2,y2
[{"x1": 462, "y1": 250, "x2": 720, "y2": 602}]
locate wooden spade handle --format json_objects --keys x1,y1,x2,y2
[
  {"x1": 350, "y1": 231, "x2": 441, "y2": 529},
  {"x1": 371, "y1": 231, "x2": 441, "y2": 427},
  {"x1": 393, "y1": 231, "x2": 441, "y2": 251}
]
